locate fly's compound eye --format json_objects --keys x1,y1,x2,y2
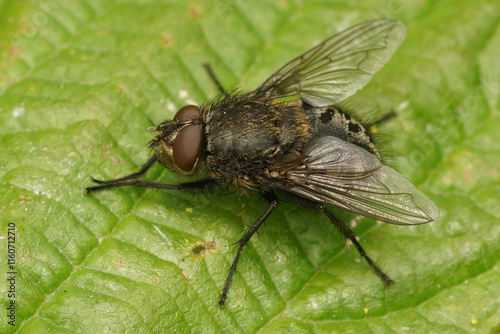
[
  {"x1": 173, "y1": 125, "x2": 202, "y2": 172},
  {"x1": 174, "y1": 105, "x2": 201, "y2": 122},
  {"x1": 172, "y1": 105, "x2": 202, "y2": 172}
]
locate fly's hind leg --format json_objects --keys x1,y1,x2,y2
[
  {"x1": 322, "y1": 207, "x2": 395, "y2": 286},
  {"x1": 367, "y1": 110, "x2": 397, "y2": 128},
  {"x1": 218, "y1": 191, "x2": 279, "y2": 307},
  {"x1": 294, "y1": 195, "x2": 394, "y2": 287}
]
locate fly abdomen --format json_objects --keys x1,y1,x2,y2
[{"x1": 306, "y1": 105, "x2": 379, "y2": 158}]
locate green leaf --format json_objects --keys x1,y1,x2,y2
[{"x1": 1, "y1": 0, "x2": 499, "y2": 333}]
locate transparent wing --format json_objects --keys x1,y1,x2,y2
[
  {"x1": 266, "y1": 137, "x2": 439, "y2": 225},
  {"x1": 253, "y1": 20, "x2": 406, "y2": 107}
]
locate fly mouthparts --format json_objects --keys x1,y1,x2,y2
[{"x1": 147, "y1": 126, "x2": 159, "y2": 132}]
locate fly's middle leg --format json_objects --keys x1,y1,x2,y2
[{"x1": 218, "y1": 191, "x2": 279, "y2": 307}]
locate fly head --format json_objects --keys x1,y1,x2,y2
[{"x1": 148, "y1": 105, "x2": 204, "y2": 175}]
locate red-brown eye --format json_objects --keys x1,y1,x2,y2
[
  {"x1": 173, "y1": 125, "x2": 202, "y2": 172},
  {"x1": 174, "y1": 105, "x2": 201, "y2": 122}
]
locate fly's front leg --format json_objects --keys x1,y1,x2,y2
[
  {"x1": 218, "y1": 191, "x2": 279, "y2": 307},
  {"x1": 85, "y1": 178, "x2": 221, "y2": 194},
  {"x1": 89, "y1": 156, "x2": 157, "y2": 187},
  {"x1": 85, "y1": 155, "x2": 222, "y2": 193},
  {"x1": 203, "y1": 63, "x2": 228, "y2": 97}
]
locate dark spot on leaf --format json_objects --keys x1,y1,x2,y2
[
  {"x1": 192, "y1": 245, "x2": 205, "y2": 254},
  {"x1": 190, "y1": 241, "x2": 217, "y2": 257}
]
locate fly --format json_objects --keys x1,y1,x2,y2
[{"x1": 85, "y1": 19, "x2": 439, "y2": 307}]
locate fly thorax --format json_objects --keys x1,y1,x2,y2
[{"x1": 203, "y1": 96, "x2": 310, "y2": 177}]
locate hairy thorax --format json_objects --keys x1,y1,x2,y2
[{"x1": 203, "y1": 95, "x2": 311, "y2": 189}]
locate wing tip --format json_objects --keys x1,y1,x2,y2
[
  {"x1": 368, "y1": 19, "x2": 407, "y2": 46},
  {"x1": 411, "y1": 193, "x2": 439, "y2": 224},
  {"x1": 390, "y1": 20, "x2": 407, "y2": 44},
  {"x1": 423, "y1": 199, "x2": 440, "y2": 222}
]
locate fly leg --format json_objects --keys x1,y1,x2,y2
[
  {"x1": 203, "y1": 63, "x2": 228, "y2": 97},
  {"x1": 367, "y1": 110, "x2": 396, "y2": 127},
  {"x1": 322, "y1": 207, "x2": 395, "y2": 286},
  {"x1": 89, "y1": 156, "x2": 157, "y2": 186},
  {"x1": 85, "y1": 178, "x2": 221, "y2": 194},
  {"x1": 218, "y1": 191, "x2": 279, "y2": 307},
  {"x1": 285, "y1": 194, "x2": 394, "y2": 286},
  {"x1": 85, "y1": 156, "x2": 221, "y2": 193}
]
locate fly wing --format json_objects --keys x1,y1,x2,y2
[
  {"x1": 266, "y1": 137, "x2": 439, "y2": 225},
  {"x1": 253, "y1": 20, "x2": 406, "y2": 107}
]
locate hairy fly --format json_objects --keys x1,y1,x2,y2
[{"x1": 86, "y1": 20, "x2": 439, "y2": 307}]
